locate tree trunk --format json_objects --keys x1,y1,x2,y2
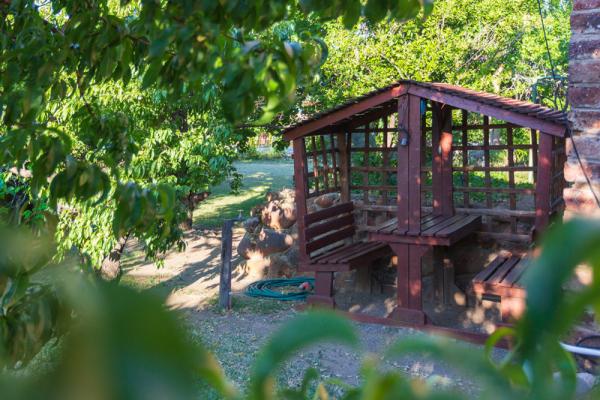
[{"x1": 98, "y1": 235, "x2": 130, "y2": 282}]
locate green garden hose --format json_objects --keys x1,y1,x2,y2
[{"x1": 245, "y1": 277, "x2": 315, "y2": 301}]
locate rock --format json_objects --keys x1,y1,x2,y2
[
  {"x1": 315, "y1": 193, "x2": 339, "y2": 208},
  {"x1": 243, "y1": 217, "x2": 260, "y2": 233},
  {"x1": 267, "y1": 253, "x2": 296, "y2": 278},
  {"x1": 552, "y1": 372, "x2": 598, "y2": 397},
  {"x1": 261, "y1": 200, "x2": 297, "y2": 229},
  {"x1": 283, "y1": 245, "x2": 300, "y2": 267},
  {"x1": 237, "y1": 233, "x2": 255, "y2": 259},
  {"x1": 576, "y1": 372, "x2": 598, "y2": 397},
  {"x1": 256, "y1": 228, "x2": 294, "y2": 256},
  {"x1": 237, "y1": 228, "x2": 294, "y2": 260}
]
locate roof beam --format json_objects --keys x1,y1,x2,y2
[
  {"x1": 407, "y1": 85, "x2": 566, "y2": 137},
  {"x1": 283, "y1": 84, "x2": 408, "y2": 141}
]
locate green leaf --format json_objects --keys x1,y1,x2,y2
[
  {"x1": 142, "y1": 59, "x2": 163, "y2": 89},
  {"x1": 249, "y1": 311, "x2": 358, "y2": 400}
]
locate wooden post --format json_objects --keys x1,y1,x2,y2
[
  {"x1": 535, "y1": 132, "x2": 553, "y2": 232},
  {"x1": 407, "y1": 95, "x2": 422, "y2": 235},
  {"x1": 431, "y1": 103, "x2": 454, "y2": 217},
  {"x1": 440, "y1": 106, "x2": 454, "y2": 216},
  {"x1": 219, "y1": 218, "x2": 236, "y2": 309},
  {"x1": 309, "y1": 271, "x2": 335, "y2": 308},
  {"x1": 397, "y1": 95, "x2": 409, "y2": 231},
  {"x1": 389, "y1": 243, "x2": 428, "y2": 325},
  {"x1": 293, "y1": 138, "x2": 309, "y2": 264}
]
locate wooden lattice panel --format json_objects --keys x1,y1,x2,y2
[
  {"x1": 420, "y1": 102, "x2": 551, "y2": 240},
  {"x1": 304, "y1": 134, "x2": 342, "y2": 198},
  {"x1": 348, "y1": 112, "x2": 399, "y2": 227}
]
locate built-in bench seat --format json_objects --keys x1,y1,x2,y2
[
  {"x1": 301, "y1": 201, "x2": 391, "y2": 306},
  {"x1": 471, "y1": 254, "x2": 529, "y2": 321}
]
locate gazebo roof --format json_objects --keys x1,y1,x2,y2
[{"x1": 282, "y1": 80, "x2": 568, "y2": 140}]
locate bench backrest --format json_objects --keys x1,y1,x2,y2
[{"x1": 303, "y1": 201, "x2": 355, "y2": 258}]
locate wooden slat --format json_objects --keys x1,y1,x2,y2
[
  {"x1": 473, "y1": 257, "x2": 507, "y2": 283},
  {"x1": 320, "y1": 135, "x2": 330, "y2": 190},
  {"x1": 382, "y1": 116, "x2": 390, "y2": 207},
  {"x1": 421, "y1": 214, "x2": 465, "y2": 236},
  {"x1": 293, "y1": 138, "x2": 309, "y2": 263},
  {"x1": 306, "y1": 226, "x2": 355, "y2": 254},
  {"x1": 339, "y1": 242, "x2": 386, "y2": 263},
  {"x1": 434, "y1": 215, "x2": 479, "y2": 238},
  {"x1": 316, "y1": 243, "x2": 371, "y2": 264},
  {"x1": 351, "y1": 185, "x2": 396, "y2": 191},
  {"x1": 329, "y1": 134, "x2": 339, "y2": 188},
  {"x1": 309, "y1": 243, "x2": 347, "y2": 263},
  {"x1": 338, "y1": 132, "x2": 351, "y2": 202},
  {"x1": 483, "y1": 116, "x2": 492, "y2": 210},
  {"x1": 283, "y1": 85, "x2": 408, "y2": 140},
  {"x1": 461, "y1": 109, "x2": 470, "y2": 208},
  {"x1": 419, "y1": 214, "x2": 448, "y2": 231},
  {"x1": 351, "y1": 146, "x2": 398, "y2": 152},
  {"x1": 456, "y1": 144, "x2": 535, "y2": 151},
  {"x1": 535, "y1": 132, "x2": 553, "y2": 232},
  {"x1": 304, "y1": 214, "x2": 354, "y2": 241},
  {"x1": 304, "y1": 202, "x2": 353, "y2": 225},
  {"x1": 407, "y1": 85, "x2": 566, "y2": 137},
  {"x1": 376, "y1": 218, "x2": 398, "y2": 233},
  {"x1": 488, "y1": 256, "x2": 521, "y2": 285},
  {"x1": 501, "y1": 257, "x2": 529, "y2": 287},
  {"x1": 310, "y1": 136, "x2": 320, "y2": 193}
]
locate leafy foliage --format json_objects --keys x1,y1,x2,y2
[
  {"x1": 0, "y1": 0, "x2": 431, "y2": 372},
  {"x1": 1, "y1": 220, "x2": 600, "y2": 400},
  {"x1": 271, "y1": 0, "x2": 571, "y2": 134}
]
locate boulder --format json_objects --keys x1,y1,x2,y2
[
  {"x1": 267, "y1": 253, "x2": 296, "y2": 278},
  {"x1": 243, "y1": 216, "x2": 260, "y2": 233},
  {"x1": 261, "y1": 200, "x2": 297, "y2": 229},
  {"x1": 237, "y1": 228, "x2": 294, "y2": 260},
  {"x1": 256, "y1": 228, "x2": 294, "y2": 256},
  {"x1": 314, "y1": 193, "x2": 340, "y2": 208},
  {"x1": 283, "y1": 245, "x2": 300, "y2": 267},
  {"x1": 237, "y1": 233, "x2": 255, "y2": 259}
]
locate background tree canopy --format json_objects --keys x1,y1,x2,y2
[
  {"x1": 0, "y1": 0, "x2": 432, "y2": 266},
  {"x1": 271, "y1": 0, "x2": 571, "y2": 138}
]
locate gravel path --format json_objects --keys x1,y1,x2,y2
[
  {"x1": 185, "y1": 307, "x2": 490, "y2": 397},
  {"x1": 122, "y1": 227, "x2": 501, "y2": 398}
]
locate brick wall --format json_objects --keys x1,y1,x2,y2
[{"x1": 565, "y1": 0, "x2": 600, "y2": 217}]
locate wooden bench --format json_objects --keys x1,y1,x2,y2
[
  {"x1": 471, "y1": 254, "x2": 529, "y2": 321},
  {"x1": 301, "y1": 201, "x2": 391, "y2": 307}
]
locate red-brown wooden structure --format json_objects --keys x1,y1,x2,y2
[{"x1": 282, "y1": 80, "x2": 567, "y2": 329}]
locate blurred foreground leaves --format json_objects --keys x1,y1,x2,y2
[{"x1": 0, "y1": 219, "x2": 599, "y2": 399}]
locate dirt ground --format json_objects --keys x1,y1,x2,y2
[{"x1": 121, "y1": 228, "x2": 503, "y2": 397}]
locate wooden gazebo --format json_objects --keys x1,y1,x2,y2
[{"x1": 282, "y1": 80, "x2": 567, "y2": 328}]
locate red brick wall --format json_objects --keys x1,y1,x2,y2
[{"x1": 565, "y1": 0, "x2": 600, "y2": 217}]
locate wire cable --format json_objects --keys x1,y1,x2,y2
[
  {"x1": 535, "y1": 0, "x2": 600, "y2": 209},
  {"x1": 536, "y1": 0, "x2": 557, "y2": 79}
]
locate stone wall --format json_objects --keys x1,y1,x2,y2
[{"x1": 566, "y1": 0, "x2": 600, "y2": 218}]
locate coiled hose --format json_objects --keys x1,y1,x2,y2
[{"x1": 245, "y1": 277, "x2": 315, "y2": 301}]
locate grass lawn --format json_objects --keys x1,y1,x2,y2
[{"x1": 194, "y1": 159, "x2": 293, "y2": 229}]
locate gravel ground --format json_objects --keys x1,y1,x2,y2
[{"x1": 184, "y1": 305, "x2": 497, "y2": 398}]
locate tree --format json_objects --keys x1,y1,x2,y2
[
  {"x1": 270, "y1": 0, "x2": 571, "y2": 135},
  {"x1": 1, "y1": 0, "x2": 432, "y2": 364}
]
